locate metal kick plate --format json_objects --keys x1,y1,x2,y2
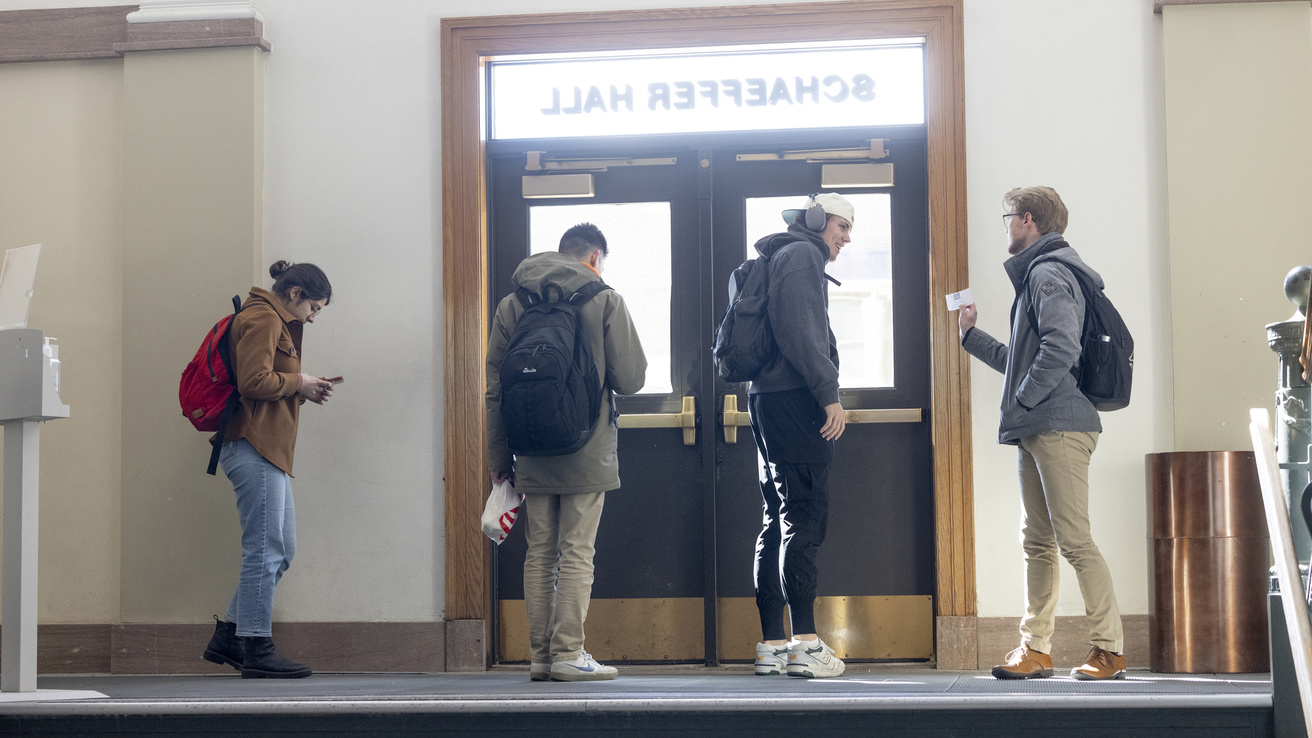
[{"x1": 498, "y1": 595, "x2": 933, "y2": 663}]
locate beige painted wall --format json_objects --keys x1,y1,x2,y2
[
  {"x1": 964, "y1": 0, "x2": 1172, "y2": 620},
  {"x1": 0, "y1": 47, "x2": 265, "y2": 626},
  {"x1": 119, "y1": 47, "x2": 265, "y2": 623},
  {"x1": 1163, "y1": 1, "x2": 1312, "y2": 451},
  {"x1": 0, "y1": 59, "x2": 124, "y2": 623}
]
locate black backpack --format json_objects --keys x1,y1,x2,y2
[
  {"x1": 1025, "y1": 258, "x2": 1133, "y2": 412},
  {"x1": 499, "y1": 280, "x2": 612, "y2": 456},
  {"x1": 713, "y1": 255, "x2": 775, "y2": 383}
]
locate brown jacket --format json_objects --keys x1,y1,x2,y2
[{"x1": 221, "y1": 287, "x2": 305, "y2": 475}]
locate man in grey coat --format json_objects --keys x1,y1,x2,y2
[
  {"x1": 959, "y1": 186, "x2": 1125, "y2": 681},
  {"x1": 486, "y1": 223, "x2": 647, "y2": 682}
]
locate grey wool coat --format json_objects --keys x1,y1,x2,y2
[{"x1": 961, "y1": 232, "x2": 1103, "y2": 445}]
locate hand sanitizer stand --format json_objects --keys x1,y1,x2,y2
[{"x1": 0, "y1": 329, "x2": 71, "y2": 694}]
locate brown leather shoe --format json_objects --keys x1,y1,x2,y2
[
  {"x1": 1071, "y1": 646, "x2": 1126, "y2": 680},
  {"x1": 991, "y1": 645, "x2": 1053, "y2": 679}
]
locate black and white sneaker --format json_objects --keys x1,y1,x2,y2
[{"x1": 786, "y1": 637, "x2": 845, "y2": 678}]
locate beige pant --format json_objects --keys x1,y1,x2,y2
[
  {"x1": 523, "y1": 491, "x2": 606, "y2": 664},
  {"x1": 1017, "y1": 430, "x2": 1123, "y2": 653}
]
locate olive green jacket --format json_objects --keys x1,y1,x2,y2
[{"x1": 486, "y1": 252, "x2": 647, "y2": 495}]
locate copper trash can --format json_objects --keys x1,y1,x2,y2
[{"x1": 1147, "y1": 451, "x2": 1270, "y2": 673}]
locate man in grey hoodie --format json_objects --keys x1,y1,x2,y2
[
  {"x1": 959, "y1": 186, "x2": 1125, "y2": 681},
  {"x1": 749, "y1": 193, "x2": 851, "y2": 679}
]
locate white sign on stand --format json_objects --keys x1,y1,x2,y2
[
  {"x1": 0, "y1": 244, "x2": 41, "y2": 331},
  {"x1": 0, "y1": 245, "x2": 103, "y2": 700}
]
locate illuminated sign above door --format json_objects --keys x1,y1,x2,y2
[{"x1": 487, "y1": 39, "x2": 925, "y2": 140}]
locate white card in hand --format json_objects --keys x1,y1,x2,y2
[{"x1": 945, "y1": 288, "x2": 973, "y2": 311}]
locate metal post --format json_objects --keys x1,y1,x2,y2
[
  {"x1": 1266, "y1": 266, "x2": 1312, "y2": 564},
  {"x1": 1, "y1": 420, "x2": 39, "y2": 692}
]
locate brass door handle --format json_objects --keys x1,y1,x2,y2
[
  {"x1": 719, "y1": 399, "x2": 921, "y2": 443},
  {"x1": 722, "y1": 395, "x2": 751, "y2": 444},
  {"x1": 617, "y1": 395, "x2": 697, "y2": 445},
  {"x1": 845, "y1": 408, "x2": 922, "y2": 423}
]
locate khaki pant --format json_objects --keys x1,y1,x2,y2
[
  {"x1": 1017, "y1": 430, "x2": 1123, "y2": 653},
  {"x1": 523, "y1": 491, "x2": 606, "y2": 664}
]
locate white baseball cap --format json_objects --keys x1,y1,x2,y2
[{"x1": 781, "y1": 192, "x2": 855, "y2": 227}]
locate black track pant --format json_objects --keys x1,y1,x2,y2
[{"x1": 749, "y1": 388, "x2": 833, "y2": 642}]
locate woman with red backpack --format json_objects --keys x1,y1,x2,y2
[{"x1": 200, "y1": 260, "x2": 335, "y2": 679}]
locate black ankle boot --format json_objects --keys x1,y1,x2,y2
[
  {"x1": 201, "y1": 617, "x2": 243, "y2": 671},
  {"x1": 240, "y1": 636, "x2": 312, "y2": 679}
]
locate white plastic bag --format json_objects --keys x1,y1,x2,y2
[{"x1": 481, "y1": 480, "x2": 523, "y2": 544}]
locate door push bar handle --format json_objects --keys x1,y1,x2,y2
[
  {"x1": 722, "y1": 395, "x2": 752, "y2": 444},
  {"x1": 719, "y1": 397, "x2": 924, "y2": 444},
  {"x1": 845, "y1": 408, "x2": 923, "y2": 424},
  {"x1": 616, "y1": 395, "x2": 696, "y2": 445}
]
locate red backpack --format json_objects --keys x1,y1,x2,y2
[{"x1": 179, "y1": 295, "x2": 244, "y2": 475}]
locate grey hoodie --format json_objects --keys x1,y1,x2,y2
[
  {"x1": 961, "y1": 232, "x2": 1102, "y2": 445},
  {"x1": 486, "y1": 252, "x2": 647, "y2": 495},
  {"x1": 748, "y1": 223, "x2": 840, "y2": 408}
]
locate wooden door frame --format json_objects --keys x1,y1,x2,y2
[{"x1": 441, "y1": 0, "x2": 973, "y2": 666}]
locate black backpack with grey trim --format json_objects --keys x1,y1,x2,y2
[
  {"x1": 1025, "y1": 256, "x2": 1133, "y2": 412},
  {"x1": 713, "y1": 255, "x2": 776, "y2": 383},
  {"x1": 499, "y1": 280, "x2": 612, "y2": 456}
]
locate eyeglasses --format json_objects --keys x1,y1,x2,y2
[
  {"x1": 308, "y1": 301, "x2": 325, "y2": 315},
  {"x1": 1002, "y1": 212, "x2": 1023, "y2": 223}
]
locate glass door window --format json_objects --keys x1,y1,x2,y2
[
  {"x1": 743, "y1": 194, "x2": 894, "y2": 388},
  {"x1": 530, "y1": 202, "x2": 674, "y2": 394}
]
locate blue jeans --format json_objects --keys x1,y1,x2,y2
[{"x1": 219, "y1": 439, "x2": 296, "y2": 638}]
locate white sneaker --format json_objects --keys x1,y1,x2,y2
[
  {"x1": 530, "y1": 662, "x2": 551, "y2": 681},
  {"x1": 786, "y1": 637, "x2": 845, "y2": 678},
  {"x1": 550, "y1": 651, "x2": 618, "y2": 682},
  {"x1": 755, "y1": 641, "x2": 791, "y2": 675}
]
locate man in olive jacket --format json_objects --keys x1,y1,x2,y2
[
  {"x1": 485, "y1": 223, "x2": 646, "y2": 682},
  {"x1": 959, "y1": 186, "x2": 1124, "y2": 681}
]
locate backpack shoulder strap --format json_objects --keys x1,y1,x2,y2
[
  {"x1": 207, "y1": 390, "x2": 243, "y2": 476},
  {"x1": 1023, "y1": 257, "x2": 1092, "y2": 334},
  {"x1": 516, "y1": 282, "x2": 575, "y2": 309},
  {"x1": 216, "y1": 295, "x2": 244, "y2": 378},
  {"x1": 514, "y1": 287, "x2": 542, "y2": 310},
  {"x1": 567, "y1": 280, "x2": 612, "y2": 306},
  {"x1": 1023, "y1": 258, "x2": 1102, "y2": 386}
]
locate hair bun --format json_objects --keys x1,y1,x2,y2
[{"x1": 269, "y1": 260, "x2": 292, "y2": 279}]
